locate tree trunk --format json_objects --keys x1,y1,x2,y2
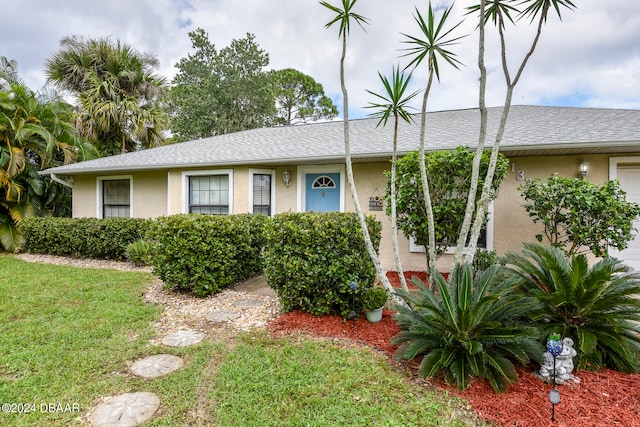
[
  {"x1": 390, "y1": 114, "x2": 409, "y2": 292},
  {"x1": 338, "y1": 26, "x2": 403, "y2": 307},
  {"x1": 418, "y1": 59, "x2": 438, "y2": 284}
]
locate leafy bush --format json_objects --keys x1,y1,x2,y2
[
  {"x1": 362, "y1": 286, "x2": 388, "y2": 310},
  {"x1": 504, "y1": 243, "x2": 640, "y2": 373},
  {"x1": 389, "y1": 147, "x2": 509, "y2": 267},
  {"x1": 125, "y1": 239, "x2": 156, "y2": 266},
  {"x1": 147, "y1": 214, "x2": 269, "y2": 297},
  {"x1": 392, "y1": 264, "x2": 542, "y2": 392},
  {"x1": 20, "y1": 217, "x2": 152, "y2": 260},
  {"x1": 520, "y1": 175, "x2": 640, "y2": 257},
  {"x1": 472, "y1": 249, "x2": 499, "y2": 273},
  {"x1": 263, "y1": 212, "x2": 381, "y2": 317}
]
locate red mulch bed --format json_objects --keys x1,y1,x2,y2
[{"x1": 267, "y1": 271, "x2": 640, "y2": 427}]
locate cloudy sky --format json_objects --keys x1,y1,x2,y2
[{"x1": 3, "y1": 0, "x2": 640, "y2": 119}]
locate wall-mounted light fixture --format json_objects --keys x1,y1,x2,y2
[
  {"x1": 579, "y1": 160, "x2": 589, "y2": 179},
  {"x1": 282, "y1": 169, "x2": 291, "y2": 187}
]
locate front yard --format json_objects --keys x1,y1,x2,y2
[{"x1": 0, "y1": 256, "x2": 479, "y2": 426}]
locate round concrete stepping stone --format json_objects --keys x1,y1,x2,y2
[
  {"x1": 89, "y1": 392, "x2": 159, "y2": 427},
  {"x1": 205, "y1": 309, "x2": 241, "y2": 323},
  {"x1": 233, "y1": 298, "x2": 265, "y2": 309},
  {"x1": 130, "y1": 354, "x2": 184, "y2": 379},
  {"x1": 161, "y1": 329, "x2": 205, "y2": 347}
]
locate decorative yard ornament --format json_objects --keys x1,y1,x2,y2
[
  {"x1": 539, "y1": 336, "x2": 578, "y2": 384},
  {"x1": 539, "y1": 334, "x2": 578, "y2": 422}
]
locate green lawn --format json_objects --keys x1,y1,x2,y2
[{"x1": 0, "y1": 255, "x2": 482, "y2": 426}]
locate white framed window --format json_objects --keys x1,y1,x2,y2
[
  {"x1": 182, "y1": 170, "x2": 233, "y2": 215},
  {"x1": 249, "y1": 169, "x2": 276, "y2": 216},
  {"x1": 409, "y1": 202, "x2": 494, "y2": 253},
  {"x1": 97, "y1": 176, "x2": 133, "y2": 218}
]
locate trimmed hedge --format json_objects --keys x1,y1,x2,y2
[
  {"x1": 20, "y1": 217, "x2": 153, "y2": 261},
  {"x1": 147, "y1": 214, "x2": 269, "y2": 297},
  {"x1": 263, "y1": 212, "x2": 381, "y2": 317}
]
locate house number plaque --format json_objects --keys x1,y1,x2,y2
[{"x1": 369, "y1": 188, "x2": 384, "y2": 211}]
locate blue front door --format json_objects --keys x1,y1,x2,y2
[{"x1": 305, "y1": 173, "x2": 340, "y2": 212}]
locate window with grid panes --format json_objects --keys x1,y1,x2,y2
[
  {"x1": 189, "y1": 175, "x2": 229, "y2": 214},
  {"x1": 252, "y1": 174, "x2": 272, "y2": 215},
  {"x1": 102, "y1": 179, "x2": 130, "y2": 218}
]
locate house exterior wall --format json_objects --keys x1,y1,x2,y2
[
  {"x1": 493, "y1": 154, "x2": 610, "y2": 256},
  {"x1": 72, "y1": 171, "x2": 167, "y2": 218},
  {"x1": 68, "y1": 152, "x2": 634, "y2": 272}
]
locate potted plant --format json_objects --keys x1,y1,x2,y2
[{"x1": 363, "y1": 286, "x2": 388, "y2": 323}]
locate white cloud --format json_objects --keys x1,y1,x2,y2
[{"x1": 3, "y1": 0, "x2": 639, "y2": 119}]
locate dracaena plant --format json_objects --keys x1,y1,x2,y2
[
  {"x1": 504, "y1": 242, "x2": 640, "y2": 373},
  {"x1": 392, "y1": 263, "x2": 542, "y2": 392}
]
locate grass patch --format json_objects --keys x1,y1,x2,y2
[
  {"x1": 0, "y1": 255, "x2": 481, "y2": 426},
  {"x1": 212, "y1": 332, "x2": 476, "y2": 427}
]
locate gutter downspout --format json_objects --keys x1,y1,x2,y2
[{"x1": 50, "y1": 173, "x2": 74, "y2": 188}]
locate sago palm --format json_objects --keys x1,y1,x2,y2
[
  {"x1": 392, "y1": 264, "x2": 541, "y2": 392},
  {"x1": 504, "y1": 242, "x2": 640, "y2": 373}
]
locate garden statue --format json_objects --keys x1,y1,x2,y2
[{"x1": 539, "y1": 337, "x2": 578, "y2": 384}]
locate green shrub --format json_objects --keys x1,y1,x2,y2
[
  {"x1": 504, "y1": 242, "x2": 640, "y2": 373},
  {"x1": 147, "y1": 214, "x2": 269, "y2": 297},
  {"x1": 20, "y1": 217, "x2": 152, "y2": 260},
  {"x1": 472, "y1": 249, "x2": 499, "y2": 273},
  {"x1": 263, "y1": 212, "x2": 381, "y2": 317},
  {"x1": 362, "y1": 286, "x2": 388, "y2": 310},
  {"x1": 392, "y1": 264, "x2": 542, "y2": 392},
  {"x1": 125, "y1": 239, "x2": 156, "y2": 266}
]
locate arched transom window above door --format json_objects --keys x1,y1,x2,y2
[{"x1": 311, "y1": 175, "x2": 336, "y2": 189}]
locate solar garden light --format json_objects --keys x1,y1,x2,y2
[{"x1": 546, "y1": 333, "x2": 563, "y2": 422}]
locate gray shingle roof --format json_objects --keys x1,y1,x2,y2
[{"x1": 42, "y1": 105, "x2": 640, "y2": 176}]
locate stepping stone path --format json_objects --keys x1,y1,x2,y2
[
  {"x1": 205, "y1": 309, "x2": 242, "y2": 323},
  {"x1": 89, "y1": 329, "x2": 204, "y2": 426},
  {"x1": 161, "y1": 329, "x2": 206, "y2": 347},
  {"x1": 89, "y1": 291, "x2": 271, "y2": 425},
  {"x1": 130, "y1": 354, "x2": 184, "y2": 379},
  {"x1": 233, "y1": 298, "x2": 265, "y2": 309},
  {"x1": 89, "y1": 392, "x2": 160, "y2": 427}
]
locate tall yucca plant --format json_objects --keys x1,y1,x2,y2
[
  {"x1": 320, "y1": 0, "x2": 401, "y2": 304},
  {"x1": 366, "y1": 65, "x2": 421, "y2": 292},
  {"x1": 504, "y1": 242, "x2": 640, "y2": 373},
  {"x1": 392, "y1": 264, "x2": 541, "y2": 392},
  {"x1": 401, "y1": 2, "x2": 465, "y2": 279}
]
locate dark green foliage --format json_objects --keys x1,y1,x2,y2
[
  {"x1": 147, "y1": 214, "x2": 269, "y2": 297},
  {"x1": 362, "y1": 286, "x2": 388, "y2": 310},
  {"x1": 504, "y1": 243, "x2": 640, "y2": 373},
  {"x1": 263, "y1": 212, "x2": 381, "y2": 317},
  {"x1": 472, "y1": 249, "x2": 500, "y2": 274},
  {"x1": 520, "y1": 175, "x2": 640, "y2": 257},
  {"x1": 170, "y1": 30, "x2": 276, "y2": 141},
  {"x1": 392, "y1": 264, "x2": 542, "y2": 392},
  {"x1": 20, "y1": 217, "x2": 152, "y2": 260},
  {"x1": 389, "y1": 147, "x2": 509, "y2": 265}
]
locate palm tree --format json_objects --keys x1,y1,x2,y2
[
  {"x1": 45, "y1": 36, "x2": 169, "y2": 156},
  {"x1": 400, "y1": 2, "x2": 465, "y2": 279},
  {"x1": 366, "y1": 65, "x2": 421, "y2": 292},
  {"x1": 0, "y1": 73, "x2": 92, "y2": 250},
  {"x1": 320, "y1": 0, "x2": 401, "y2": 304}
]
